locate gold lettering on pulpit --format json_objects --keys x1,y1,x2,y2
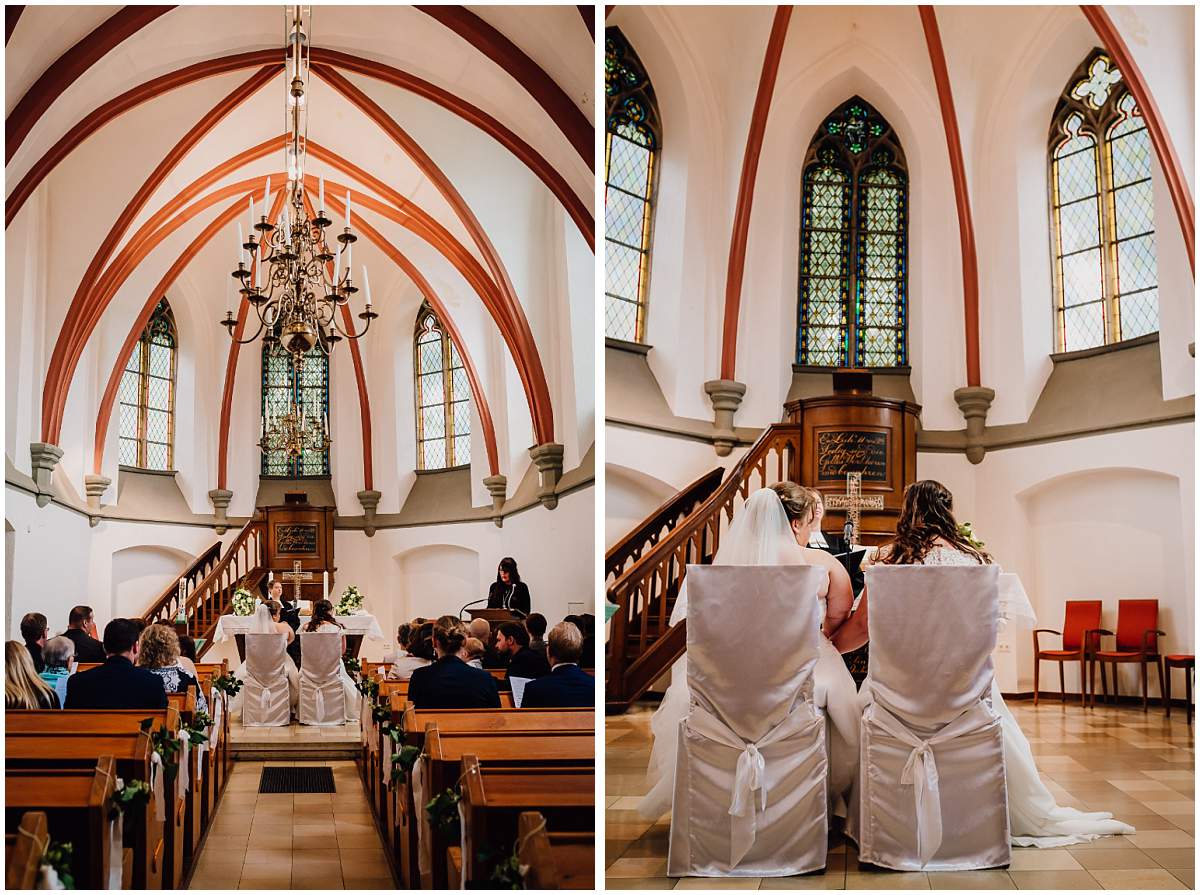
[
  {"x1": 276, "y1": 523, "x2": 319, "y2": 554},
  {"x1": 816, "y1": 430, "x2": 889, "y2": 482}
]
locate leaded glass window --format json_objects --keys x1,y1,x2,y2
[
  {"x1": 118, "y1": 298, "x2": 176, "y2": 470},
  {"x1": 605, "y1": 28, "x2": 660, "y2": 343},
  {"x1": 798, "y1": 97, "x2": 908, "y2": 367},
  {"x1": 414, "y1": 306, "x2": 471, "y2": 470},
  {"x1": 1050, "y1": 50, "x2": 1158, "y2": 351},
  {"x1": 261, "y1": 342, "x2": 329, "y2": 477}
]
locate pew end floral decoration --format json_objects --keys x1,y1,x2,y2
[
  {"x1": 231, "y1": 587, "x2": 258, "y2": 617},
  {"x1": 40, "y1": 841, "x2": 75, "y2": 890},
  {"x1": 335, "y1": 585, "x2": 365, "y2": 615},
  {"x1": 426, "y1": 788, "x2": 461, "y2": 834},
  {"x1": 109, "y1": 778, "x2": 152, "y2": 820},
  {"x1": 212, "y1": 672, "x2": 243, "y2": 697}
]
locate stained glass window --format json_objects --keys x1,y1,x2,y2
[
  {"x1": 414, "y1": 306, "x2": 471, "y2": 470},
  {"x1": 798, "y1": 98, "x2": 907, "y2": 367},
  {"x1": 261, "y1": 342, "x2": 329, "y2": 477},
  {"x1": 118, "y1": 298, "x2": 176, "y2": 470},
  {"x1": 1050, "y1": 50, "x2": 1158, "y2": 351},
  {"x1": 605, "y1": 28, "x2": 660, "y2": 343}
]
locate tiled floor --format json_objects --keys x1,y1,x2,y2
[
  {"x1": 187, "y1": 759, "x2": 395, "y2": 890},
  {"x1": 606, "y1": 698, "x2": 1195, "y2": 890},
  {"x1": 228, "y1": 717, "x2": 361, "y2": 743}
]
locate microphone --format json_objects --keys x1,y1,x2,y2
[
  {"x1": 459, "y1": 597, "x2": 489, "y2": 620},
  {"x1": 843, "y1": 517, "x2": 855, "y2": 548}
]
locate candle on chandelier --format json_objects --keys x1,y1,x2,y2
[
  {"x1": 345, "y1": 190, "x2": 352, "y2": 229},
  {"x1": 319, "y1": 175, "x2": 325, "y2": 214},
  {"x1": 362, "y1": 265, "x2": 372, "y2": 307},
  {"x1": 263, "y1": 176, "x2": 272, "y2": 221},
  {"x1": 247, "y1": 195, "x2": 254, "y2": 236}
]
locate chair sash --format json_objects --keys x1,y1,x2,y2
[
  {"x1": 106, "y1": 813, "x2": 123, "y2": 889},
  {"x1": 866, "y1": 699, "x2": 1001, "y2": 866}
]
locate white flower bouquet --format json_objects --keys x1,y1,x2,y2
[
  {"x1": 231, "y1": 587, "x2": 258, "y2": 617},
  {"x1": 336, "y1": 585, "x2": 365, "y2": 616}
]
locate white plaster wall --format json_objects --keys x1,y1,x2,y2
[
  {"x1": 111, "y1": 544, "x2": 196, "y2": 620},
  {"x1": 605, "y1": 464, "x2": 678, "y2": 550}
]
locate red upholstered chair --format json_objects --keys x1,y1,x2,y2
[
  {"x1": 1033, "y1": 600, "x2": 1102, "y2": 706},
  {"x1": 1087, "y1": 599, "x2": 1166, "y2": 710},
  {"x1": 1164, "y1": 655, "x2": 1194, "y2": 725}
]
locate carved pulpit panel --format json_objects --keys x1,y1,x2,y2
[{"x1": 263, "y1": 502, "x2": 335, "y2": 601}]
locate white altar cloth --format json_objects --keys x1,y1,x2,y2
[{"x1": 213, "y1": 612, "x2": 385, "y2": 642}]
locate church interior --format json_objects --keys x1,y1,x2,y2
[
  {"x1": 6, "y1": 4, "x2": 596, "y2": 890},
  {"x1": 604, "y1": 4, "x2": 1194, "y2": 890}
]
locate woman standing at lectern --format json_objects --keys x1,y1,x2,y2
[{"x1": 486, "y1": 557, "x2": 531, "y2": 616}]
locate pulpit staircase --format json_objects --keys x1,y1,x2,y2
[
  {"x1": 605, "y1": 424, "x2": 804, "y2": 713},
  {"x1": 140, "y1": 515, "x2": 268, "y2": 659}
]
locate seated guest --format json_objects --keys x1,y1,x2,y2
[
  {"x1": 495, "y1": 621, "x2": 550, "y2": 690},
  {"x1": 386, "y1": 622, "x2": 434, "y2": 681},
  {"x1": 39, "y1": 636, "x2": 75, "y2": 707},
  {"x1": 177, "y1": 635, "x2": 200, "y2": 679},
  {"x1": 522, "y1": 622, "x2": 594, "y2": 709},
  {"x1": 65, "y1": 619, "x2": 167, "y2": 710},
  {"x1": 61, "y1": 605, "x2": 106, "y2": 663},
  {"x1": 468, "y1": 618, "x2": 507, "y2": 668},
  {"x1": 383, "y1": 623, "x2": 411, "y2": 664},
  {"x1": 526, "y1": 613, "x2": 548, "y2": 660},
  {"x1": 462, "y1": 637, "x2": 486, "y2": 669},
  {"x1": 20, "y1": 612, "x2": 49, "y2": 673},
  {"x1": 138, "y1": 624, "x2": 209, "y2": 714},
  {"x1": 408, "y1": 622, "x2": 500, "y2": 709},
  {"x1": 487, "y1": 557, "x2": 531, "y2": 616},
  {"x1": 6, "y1": 641, "x2": 60, "y2": 708}
]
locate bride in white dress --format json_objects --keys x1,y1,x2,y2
[
  {"x1": 638, "y1": 486, "x2": 861, "y2": 821},
  {"x1": 833, "y1": 479, "x2": 1135, "y2": 848},
  {"x1": 232, "y1": 601, "x2": 299, "y2": 714}
]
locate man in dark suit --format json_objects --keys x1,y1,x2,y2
[
  {"x1": 522, "y1": 621, "x2": 594, "y2": 709},
  {"x1": 408, "y1": 626, "x2": 501, "y2": 709},
  {"x1": 20, "y1": 612, "x2": 48, "y2": 673},
  {"x1": 65, "y1": 618, "x2": 168, "y2": 710},
  {"x1": 467, "y1": 618, "x2": 507, "y2": 669},
  {"x1": 495, "y1": 621, "x2": 550, "y2": 691},
  {"x1": 61, "y1": 605, "x2": 106, "y2": 663}
]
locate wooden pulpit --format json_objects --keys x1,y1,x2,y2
[
  {"x1": 261, "y1": 500, "x2": 335, "y2": 602},
  {"x1": 467, "y1": 608, "x2": 520, "y2": 625}
]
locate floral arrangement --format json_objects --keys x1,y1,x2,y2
[
  {"x1": 41, "y1": 841, "x2": 75, "y2": 889},
  {"x1": 212, "y1": 673, "x2": 243, "y2": 697},
  {"x1": 184, "y1": 711, "x2": 213, "y2": 748},
  {"x1": 108, "y1": 778, "x2": 151, "y2": 820},
  {"x1": 426, "y1": 788, "x2": 461, "y2": 834},
  {"x1": 343, "y1": 656, "x2": 361, "y2": 677},
  {"x1": 958, "y1": 521, "x2": 987, "y2": 553},
  {"x1": 140, "y1": 718, "x2": 180, "y2": 776},
  {"x1": 485, "y1": 845, "x2": 527, "y2": 890},
  {"x1": 335, "y1": 585, "x2": 365, "y2": 616},
  {"x1": 231, "y1": 587, "x2": 258, "y2": 617},
  {"x1": 391, "y1": 744, "x2": 421, "y2": 784}
]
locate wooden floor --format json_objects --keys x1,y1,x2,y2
[
  {"x1": 606, "y1": 698, "x2": 1195, "y2": 890},
  {"x1": 186, "y1": 759, "x2": 395, "y2": 890}
]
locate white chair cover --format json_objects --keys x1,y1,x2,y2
[
  {"x1": 852, "y1": 564, "x2": 1011, "y2": 871},
  {"x1": 299, "y1": 632, "x2": 346, "y2": 726},
  {"x1": 667, "y1": 564, "x2": 829, "y2": 877},
  {"x1": 241, "y1": 633, "x2": 291, "y2": 727}
]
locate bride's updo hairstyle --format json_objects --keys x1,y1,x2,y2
[
  {"x1": 879, "y1": 479, "x2": 991, "y2": 565},
  {"x1": 769, "y1": 481, "x2": 820, "y2": 528}
]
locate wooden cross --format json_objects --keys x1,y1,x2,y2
[
  {"x1": 823, "y1": 471, "x2": 884, "y2": 545},
  {"x1": 279, "y1": 559, "x2": 313, "y2": 602}
]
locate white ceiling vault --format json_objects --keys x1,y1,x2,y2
[{"x1": 5, "y1": 5, "x2": 596, "y2": 519}]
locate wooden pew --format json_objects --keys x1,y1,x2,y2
[
  {"x1": 5, "y1": 757, "x2": 117, "y2": 890},
  {"x1": 456, "y1": 756, "x2": 593, "y2": 886},
  {"x1": 74, "y1": 662, "x2": 102, "y2": 673},
  {"x1": 167, "y1": 690, "x2": 206, "y2": 869},
  {"x1": 6, "y1": 713, "x2": 178, "y2": 888},
  {"x1": 516, "y1": 811, "x2": 594, "y2": 889},
  {"x1": 5, "y1": 810, "x2": 48, "y2": 889},
  {"x1": 420, "y1": 729, "x2": 594, "y2": 888},
  {"x1": 193, "y1": 660, "x2": 231, "y2": 799},
  {"x1": 191, "y1": 667, "x2": 222, "y2": 833}
]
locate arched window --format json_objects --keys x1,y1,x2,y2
[
  {"x1": 414, "y1": 306, "x2": 471, "y2": 470},
  {"x1": 1050, "y1": 50, "x2": 1158, "y2": 352},
  {"x1": 604, "y1": 28, "x2": 660, "y2": 343},
  {"x1": 797, "y1": 97, "x2": 908, "y2": 368},
  {"x1": 261, "y1": 343, "x2": 329, "y2": 477},
  {"x1": 118, "y1": 298, "x2": 176, "y2": 470}
]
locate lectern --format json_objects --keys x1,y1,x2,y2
[{"x1": 467, "y1": 608, "x2": 519, "y2": 625}]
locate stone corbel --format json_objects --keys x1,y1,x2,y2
[
  {"x1": 483, "y1": 474, "x2": 507, "y2": 527},
  {"x1": 83, "y1": 475, "x2": 111, "y2": 526},
  {"x1": 704, "y1": 380, "x2": 746, "y2": 457},
  {"x1": 208, "y1": 489, "x2": 233, "y2": 534},
  {"x1": 29, "y1": 443, "x2": 64, "y2": 508},
  {"x1": 953, "y1": 386, "x2": 995, "y2": 465},
  {"x1": 357, "y1": 490, "x2": 382, "y2": 537},
  {"x1": 528, "y1": 443, "x2": 564, "y2": 510}
]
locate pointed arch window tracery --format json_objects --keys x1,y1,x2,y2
[
  {"x1": 118, "y1": 298, "x2": 176, "y2": 470},
  {"x1": 414, "y1": 305, "x2": 471, "y2": 471}
]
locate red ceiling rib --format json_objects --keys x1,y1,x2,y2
[
  {"x1": 417, "y1": 5, "x2": 592, "y2": 168},
  {"x1": 718, "y1": 6, "x2": 792, "y2": 382},
  {"x1": 39, "y1": 65, "x2": 281, "y2": 445},
  {"x1": 6, "y1": 6, "x2": 24, "y2": 46},
  {"x1": 5, "y1": 47, "x2": 594, "y2": 246},
  {"x1": 919, "y1": 6, "x2": 982, "y2": 388},
  {"x1": 1080, "y1": 5, "x2": 1195, "y2": 275},
  {"x1": 6, "y1": 5, "x2": 175, "y2": 161}
]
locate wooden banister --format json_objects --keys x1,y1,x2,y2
[
  {"x1": 605, "y1": 424, "x2": 803, "y2": 712},
  {"x1": 141, "y1": 515, "x2": 266, "y2": 657},
  {"x1": 605, "y1": 467, "x2": 724, "y2": 582}
]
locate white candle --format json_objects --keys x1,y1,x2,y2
[
  {"x1": 323, "y1": 571, "x2": 329, "y2": 599},
  {"x1": 282, "y1": 205, "x2": 290, "y2": 242},
  {"x1": 362, "y1": 265, "x2": 371, "y2": 307},
  {"x1": 237, "y1": 222, "x2": 244, "y2": 261},
  {"x1": 268, "y1": 570, "x2": 274, "y2": 583},
  {"x1": 263, "y1": 176, "x2": 272, "y2": 221},
  {"x1": 333, "y1": 240, "x2": 341, "y2": 286},
  {"x1": 347, "y1": 239, "x2": 352, "y2": 275},
  {"x1": 319, "y1": 175, "x2": 325, "y2": 213},
  {"x1": 345, "y1": 190, "x2": 351, "y2": 228}
]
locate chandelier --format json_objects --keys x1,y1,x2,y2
[
  {"x1": 259, "y1": 370, "x2": 332, "y2": 460},
  {"x1": 221, "y1": 5, "x2": 378, "y2": 358}
]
